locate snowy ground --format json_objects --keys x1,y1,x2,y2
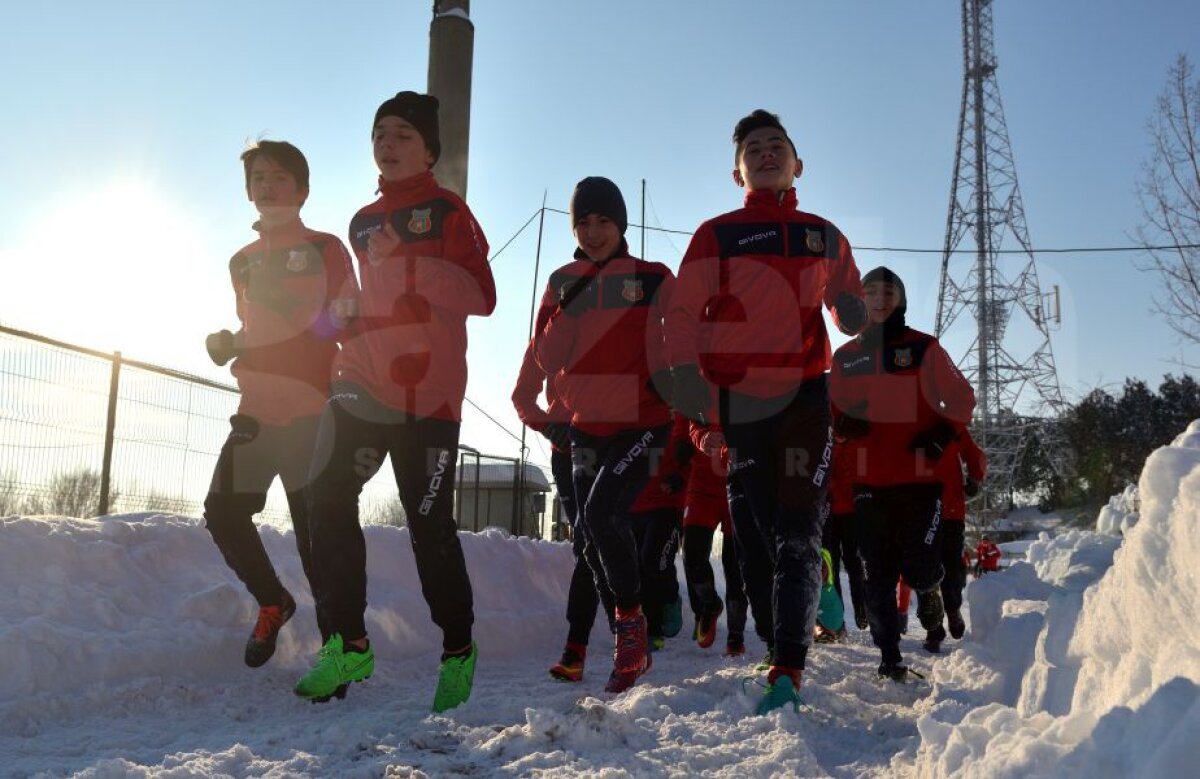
[{"x1": 2, "y1": 421, "x2": 1199, "y2": 777}]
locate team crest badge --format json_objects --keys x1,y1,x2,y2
[
  {"x1": 805, "y1": 229, "x2": 825, "y2": 254},
  {"x1": 285, "y1": 249, "x2": 309, "y2": 272},
  {"x1": 621, "y1": 279, "x2": 644, "y2": 302},
  {"x1": 408, "y1": 208, "x2": 433, "y2": 234},
  {"x1": 894, "y1": 348, "x2": 913, "y2": 368}
]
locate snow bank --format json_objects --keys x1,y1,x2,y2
[
  {"x1": 910, "y1": 420, "x2": 1200, "y2": 776},
  {"x1": 1095, "y1": 484, "x2": 1139, "y2": 535},
  {"x1": 0, "y1": 514, "x2": 575, "y2": 704}
]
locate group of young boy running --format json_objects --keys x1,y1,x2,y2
[{"x1": 203, "y1": 90, "x2": 988, "y2": 716}]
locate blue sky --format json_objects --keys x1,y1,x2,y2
[{"x1": 2, "y1": 0, "x2": 1198, "y2": 467}]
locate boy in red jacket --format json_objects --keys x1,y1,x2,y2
[
  {"x1": 666, "y1": 109, "x2": 867, "y2": 713},
  {"x1": 513, "y1": 341, "x2": 615, "y2": 682},
  {"x1": 976, "y1": 536, "x2": 1002, "y2": 574},
  {"x1": 830, "y1": 266, "x2": 976, "y2": 681},
  {"x1": 533, "y1": 176, "x2": 675, "y2": 694},
  {"x1": 203, "y1": 140, "x2": 358, "y2": 670},
  {"x1": 296, "y1": 93, "x2": 496, "y2": 712},
  {"x1": 920, "y1": 432, "x2": 987, "y2": 651}
]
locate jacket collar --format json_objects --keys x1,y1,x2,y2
[
  {"x1": 252, "y1": 216, "x2": 305, "y2": 241},
  {"x1": 743, "y1": 186, "x2": 798, "y2": 211},
  {"x1": 572, "y1": 238, "x2": 632, "y2": 266},
  {"x1": 377, "y1": 170, "x2": 437, "y2": 202}
]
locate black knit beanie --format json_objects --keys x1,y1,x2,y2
[
  {"x1": 569, "y1": 176, "x2": 628, "y2": 235},
  {"x1": 373, "y1": 91, "x2": 441, "y2": 163}
]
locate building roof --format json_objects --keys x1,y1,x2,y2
[{"x1": 455, "y1": 460, "x2": 551, "y2": 491}]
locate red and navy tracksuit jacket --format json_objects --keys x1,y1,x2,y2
[
  {"x1": 939, "y1": 433, "x2": 988, "y2": 521},
  {"x1": 680, "y1": 421, "x2": 730, "y2": 532},
  {"x1": 665, "y1": 187, "x2": 864, "y2": 399},
  {"x1": 630, "y1": 413, "x2": 691, "y2": 514},
  {"x1": 532, "y1": 250, "x2": 674, "y2": 436},
  {"x1": 336, "y1": 171, "x2": 496, "y2": 422},
  {"x1": 228, "y1": 218, "x2": 359, "y2": 426},
  {"x1": 830, "y1": 326, "x2": 976, "y2": 487}
]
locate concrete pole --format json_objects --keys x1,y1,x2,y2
[{"x1": 428, "y1": 0, "x2": 473, "y2": 198}]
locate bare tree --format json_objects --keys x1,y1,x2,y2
[{"x1": 1136, "y1": 54, "x2": 1200, "y2": 346}]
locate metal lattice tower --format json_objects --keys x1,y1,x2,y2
[{"x1": 936, "y1": 0, "x2": 1071, "y2": 524}]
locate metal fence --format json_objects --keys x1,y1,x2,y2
[{"x1": 0, "y1": 324, "x2": 551, "y2": 536}]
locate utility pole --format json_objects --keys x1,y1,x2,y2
[
  {"x1": 428, "y1": 0, "x2": 474, "y2": 197},
  {"x1": 937, "y1": 0, "x2": 1071, "y2": 525}
]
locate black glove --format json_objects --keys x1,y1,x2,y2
[
  {"x1": 673, "y1": 437, "x2": 696, "y2": 469},
  {"x1": 669, "y1": 364, "x2": 710, "y2": 425},
  {"x1": 542, "y1": 422, "x2": 572, "y2": 451},
  {"x1": 662, "y1": 473, "x2": 686, "y2": 494},
  {"x1": 834, "y1": 413, "x2": 871, "y2": 440},
  {"x1": 908, "y1": 421, "x2": 958, "y2": 462},
  {"x1": 206, "y1": 329, "x2": 238, "y2": 366},
  {"x1": 557, "y1": 275, "x2": 596, "y2": 318},
  {"x1": 647, "y1": 368, "x2": 674, "y2": 406},
  {"x1": 964, "y1": 478, "x2": 980, "y2": 498},
  {"x1": 834, "y1": 291, "x2": 868, "y2": 335}
]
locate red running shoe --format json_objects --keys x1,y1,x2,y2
[
  {"x1": 245, "y1": 590, "x2": 296, "y2": 668},
  {"x1": 604, "y1": 608, "x2": 651, "y2": 693}
]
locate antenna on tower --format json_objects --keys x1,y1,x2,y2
[{"x1": 937, "y1": 0, "x2": 1072, "y2": 525}]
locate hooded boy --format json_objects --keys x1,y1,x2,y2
[{"x1": 829, "y1": 266, "x2": 976, "y2": 680}]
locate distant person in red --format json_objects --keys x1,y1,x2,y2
[
  {"x1": 680, "y1": 421, "x2": 753, "y2": 655},
  {"x1": 830, "y1": 266, "x2": 976, "y2": 682},
  {"x1": 202, "y1": 140, "x2": 358, "y2": 670},
  {"x1": 628, "y1": 415, "x2": 690, "y2": 649},
  {"x1": 533, "y1": 176, "x2": 675, "y2": 694},
  {"x1": 919, "y1": 431, "x2": 987, "y2": 652},
  {"x1": 297, "y1": 92, "x2": 496, "y2": 713},
  {"x1": 823, "y1": 439, "x2": 868, "y2": 633},
  {"x1": 512, "y1": 341, "x2": 612, "y2": 682},
  {"x1": 975, "y1": 536, "x2": 1002, "y2": 575}
]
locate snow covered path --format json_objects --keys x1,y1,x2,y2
[{"x1": 2, "y1": 604, "x2": 945, "y2": 778}]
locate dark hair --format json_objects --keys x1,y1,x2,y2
[
  {"x1": 241, "y1": 140, "x2": 310, "y2": 195},
  {"x1": 732, "y1": 109, "x2": 798, "y2": 160}
]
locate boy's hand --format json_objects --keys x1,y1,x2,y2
[
  {"x1": 541, "y1": 422, "x2": 572, "y2": 451},
  {"x1": 698, "y1": 430, "x2": 725, "y2": 456},
  {"x1": 833, "y1": 292, "x2": 868, "y2": 335},
  {"x1": 367, "y1": 221, "x2": 402, "y2": 265},
  {"x1": 206, "y1": 329, "x2": 238, "y2": 366},
  {"x1": 329, "y1": 298, "x2": 359, "y2": 328},
  {"x1": 670, "y1": 364, "x2": 710, "y2": 425},
  {"x1": 557, "y1": 276, "x2": 595, "y2": 318},
  {"x1": 964, "y1": 477, "x2": 980, "y2": 498},
  {"x1": 907, "y1": 421, "x2": 957, "y2": 462}
]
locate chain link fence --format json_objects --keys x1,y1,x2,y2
[{"x1": 0, "y1": 325, "x2": 551, "y2": 536}]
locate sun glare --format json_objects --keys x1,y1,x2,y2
[{"x1": 9, "y1": 179, "x2": 219, "y2": 370}]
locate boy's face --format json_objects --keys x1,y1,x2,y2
[
  {"x1": 734, "y1": 126, "x2": 802, "y2": 193},
  {"x1": 373, "y1": 116, "x2": 435, "y2": 181},
  {"x1": 864, "y1": 281, "x2": 901, "y2": 324},
  {"x1": 574, "y1": 213, "x2": 623, "y2": 263},
  {"x1": 247, "y1": 155, "x2": 306, "y2": 221}
]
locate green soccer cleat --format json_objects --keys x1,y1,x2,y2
[
  {"x1": 432, "y1": 642, "x2": 478, "y2": 713},
  {"x1": 293, "y1": 634, "x2": 374, "y2": 702},
  {"x1": 661, "y1": 596, "x2": 684, "y2": 638},
  {"x1": 756, "y1": 673, "x2": 802, "y2": 715}
]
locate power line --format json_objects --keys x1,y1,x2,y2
[
  {"x1": 538, "y1": 205, "x2": 1200, "y2": 254},
  {"x1": 463, "y1": 395, "x2": 523, "y2": 443},
  {"x1": 487, "y1": 208, "x2": 542, "y2": 265}
]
